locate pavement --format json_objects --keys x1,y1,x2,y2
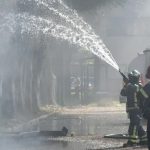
[{"x1": 0, "y1": 103, "x2": 148, "y2": 150}]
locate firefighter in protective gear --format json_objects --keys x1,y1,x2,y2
[
  {"x1": 121, "y1": 70, "x2": 147, "y2": 147},
  {"x1": 139, "y1": 66, "x2": 150, "y2": 149}
]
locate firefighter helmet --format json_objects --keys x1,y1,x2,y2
[{"x1": 128, "y1": 70, "x2": 141, "y2": 83}]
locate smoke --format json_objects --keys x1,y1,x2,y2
[
  {"x1": 66, "y1": 0, "x2": 150, "y2": 65},
  {"x1": 64, "y1": 0, "x2": 127, "y2": 12},
  {"x1": 2, "y1": 2, "x2": 150, "y2": 149},
  {"x1": 0, "y1": 0, "x2": 150, "y2": 122}
]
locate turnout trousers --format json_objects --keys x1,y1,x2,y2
[{"x1": 128, "y1": 109, "x2": 147, "y2": 144}]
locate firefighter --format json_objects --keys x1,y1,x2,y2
[
  {"x1": 121, "y1": 70, "x2": 147, "y2": 147},
  {"x1": 139, "y1": 66, "x2": 150, "y2": 149}
]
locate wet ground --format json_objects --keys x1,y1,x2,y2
[{"x1": 0, "y1": 105, "x2": 148, "y2": 150}]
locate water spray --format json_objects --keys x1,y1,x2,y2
[
  {"x1": 17, "y1": 0, "x2": 119, "y2": 71},
  {"x1": 0, "y1": 0, "x2": 120, "y2": 72},
  {"x1": 1, "y1": 12, "x2": 119, "y2": 71}
]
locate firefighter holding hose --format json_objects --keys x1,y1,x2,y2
[{"x1": 120, "y1": 69, "x2": 147, "y2": 147}]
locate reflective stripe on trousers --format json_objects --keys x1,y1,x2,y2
[{"x1": 129, "y1": 126, "x2": 139, "y2": 143}]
